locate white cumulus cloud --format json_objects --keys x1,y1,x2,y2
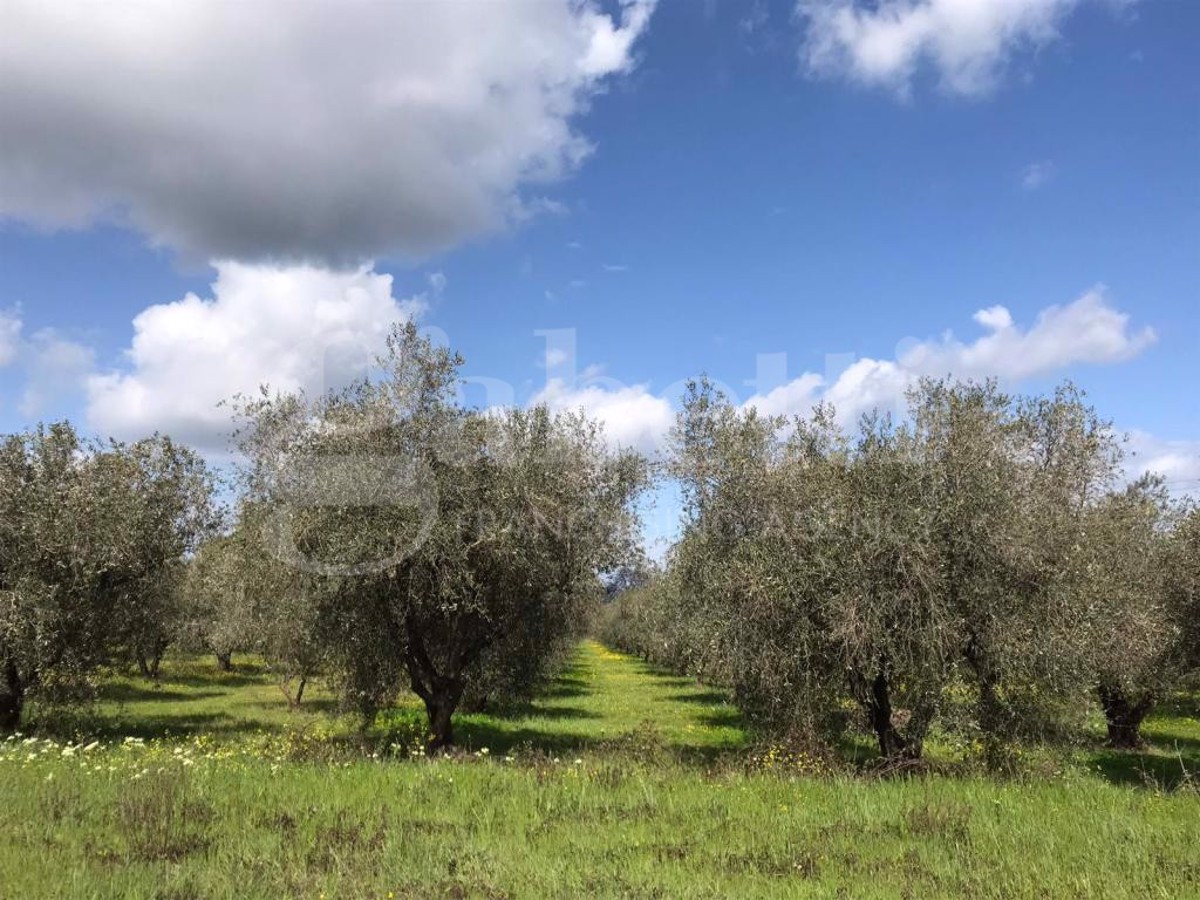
[
  {"x1": 0, "y1": 0, "x2": 656, "y2": 265},
  {"x1": 1125, "y1": 432, "x2": 1200, "y2": 490},
  {"x1": 533, "y1": 287, "x2": 1156, "y2": 454},
  {"x1": 532, "y1": 377, "x2": 674, "y2": 454},
  {"x1": 745, "y1": 286, "x2": 1154, "y2": 423},
  {"x1": 86, "y1": 262, "x2": 428, "y2": 447},
  {"x1": 796, "y1": 0, "x2": 1111, "y2": 97},
  {"x1": 899, "y1": 286, "x2": 1155, "y2": 382},
  {"x1": 740, "y1": 372, "x2": 826, "y2": 419}
]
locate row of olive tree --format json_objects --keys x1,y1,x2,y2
[
  {"x1": 601, "y1": 377, "x2": 1199, "y2": 763},
  {"x1": 0, "y1": 325, "x2": 644, "y2": 748},
  {"x1": 0, "y1": 425, "x2": 217, "y2": 728},
  {"x1": 186, "y1": 324, "x2": 647, "y2": 748}
]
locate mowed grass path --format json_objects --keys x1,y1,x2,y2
[
  {"x1": 1, "y1": 642, "x2": 1198, "y2": 898},
  {"x1": 452, "y1": 641, "x2": 748, "y2": 758}
]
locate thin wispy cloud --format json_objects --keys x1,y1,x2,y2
[
  {"x1": 740, "y1": 2, "x2": 769, "y2": 37},
  {"x1": 0, "y1": 312, "x2": 95, "y2": 419},
  {"x1": 540, "y1": 347, "x2": 570, "y2": 369},
  {"x1": 1021, "y1": 160, "x2": 1057, "y2": 191}
]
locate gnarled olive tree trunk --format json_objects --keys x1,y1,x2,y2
[
  {"x1": 850, "y1": 662, "x2": 926, "y2": 764},
  {"x1": 403, "y1": 614, "x2": 487, "y2": 753},
  {"x1": 279, "y1": 675, "x2": 308, "y2": 710},
  {"x1": 136, "y1": 642, "x2": 166, "y2": 680},
  {"x1": 1097, "y1": 680, "x2": 1154, "y2": 749},
  {"x1": 422, "y1": 680, "x2": 464, "y2": 751},
  {"x1": 0, "y1": 660, "x2": 26, "y2": 732}
]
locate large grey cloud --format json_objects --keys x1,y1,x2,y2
[{"x1": 0, "y1": 0, "x2": 654, "y2": 265}]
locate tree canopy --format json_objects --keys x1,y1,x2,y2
[
  {"x1": 232, "y1": 323, "x2": 647, "y2": 747},
  {"x1": 0, "y1": 424, "x2": 216, "y2": 727}
]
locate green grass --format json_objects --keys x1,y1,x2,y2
[
  {"x1": 2, "y1": 642, "x2": 1198, "y2": 898},
  {"x1": 1084, "y1": 689, "x2": 1200, "y2": 790},
  {"x1": 46, "y1": 658, "x2": 341, "y2": 742},
  {"x1": 36, "y1": 641, "x2": 750, "y2": 760},
  {"x1": 449, "y1": 642, "x2": 749, "y2": 759}
]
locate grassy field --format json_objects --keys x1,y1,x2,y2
[{"x1": 2, "y1": 642, "x2": 1198, "y2": 898}]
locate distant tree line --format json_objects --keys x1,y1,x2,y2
[{"x1": 600, "y1": 378, "x2": 1200, "y2": 763}]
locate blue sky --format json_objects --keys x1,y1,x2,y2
[{"x1": 0, "y1": 0, "x2": 1197, "y2": 529}]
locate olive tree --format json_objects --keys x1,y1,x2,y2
[
  {"x1": 598, "y1": 573, "x2": 686, "y2": 670},
  {"x1": 182, "y1": 534, "x2": 250, "y2": 672},
  {"x1": 664, "y1": 380, "x2": 946, "y2": 758},
  {"x1": 0, "y1": 424, "x2": 215, "y2": 728},
  {"x1": 1172, "y1": 506, "x2": 1200, "y2": 667},
  {"x1": 667, "y1": 379, "x2": 800, "y2": 697},
  {"x1": 668, "y1": 385, "x2": 954, "y2": 761},
  {"x1": 109, "y1": 436, "x2": 220, "y2": 678},
  {"x1": 235, "y1": 323, "x2": 646, "y2": 747},
  {"x1": 185, "y1": 509, "x2": 327, "y2": 706},
  {"x1": 822, "y1": 414, "x2": 951, "y2": 761},
  {"x1": 905, "y1": 380, "x2": 1122, "y2": 759},
  {"x1": 1078, "y1": 478, "x2": 1179, "y2": 747},
  {"x1": 662, "y1": 377, "x2": 1127, "y2": 764},
  {"x1": 1079, "y1": 488, "x2": 1200, "y2": 749}
]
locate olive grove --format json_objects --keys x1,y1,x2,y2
[
  {"x1": 602, "y1": 377, "x2": 1200, "y2": 763},
  {"x1": 1, "y1": 335, "x2": 1194, "y2": 763}
]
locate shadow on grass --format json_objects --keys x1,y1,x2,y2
[
  {"x1": 1143, "y1": 730, "x2": 1200, "y2": 757},
  {"x1": 665, "y1": 690, "x2": 732, "y2": 706},
  {"x1": 637, "y1": 673, "x2": 693, "y2": 689},
  {"x1": 164, "y1": 672, "x2": 271, "y2": 690},
  {"x1": 453, "y1": 720, "x2": 602, "y2": 756},
  {"x1": 1089, "y1": 749, "x2": 1196, "y2": 791},
  {"x1": 695, "y1": 708, "x2": 746, "y2": 730},
  {"x1": 101, "y1": 713, "x2": 274, "y2": 741},
  {"x1": 1087, "y1": 687, "x2": 1200, "y2": 790},
  {"x1": 481, "y1": 704, "x2": 605, "y2": 723},
  {"x1": 451, "y1": 717, "x2": 746, "y2": 765},
  {"x1": 98, "y1": 683, "x2": 226, "y2": 704},
  {"x1": 250, "y1": 697, "x2": 340, "y2": 715},
  {"x1": 33, "y1": 710, "x2": 275, "y2": 743},
  {"x1": 539, "y1": 683, "x2": 591, "y2": 701}
]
